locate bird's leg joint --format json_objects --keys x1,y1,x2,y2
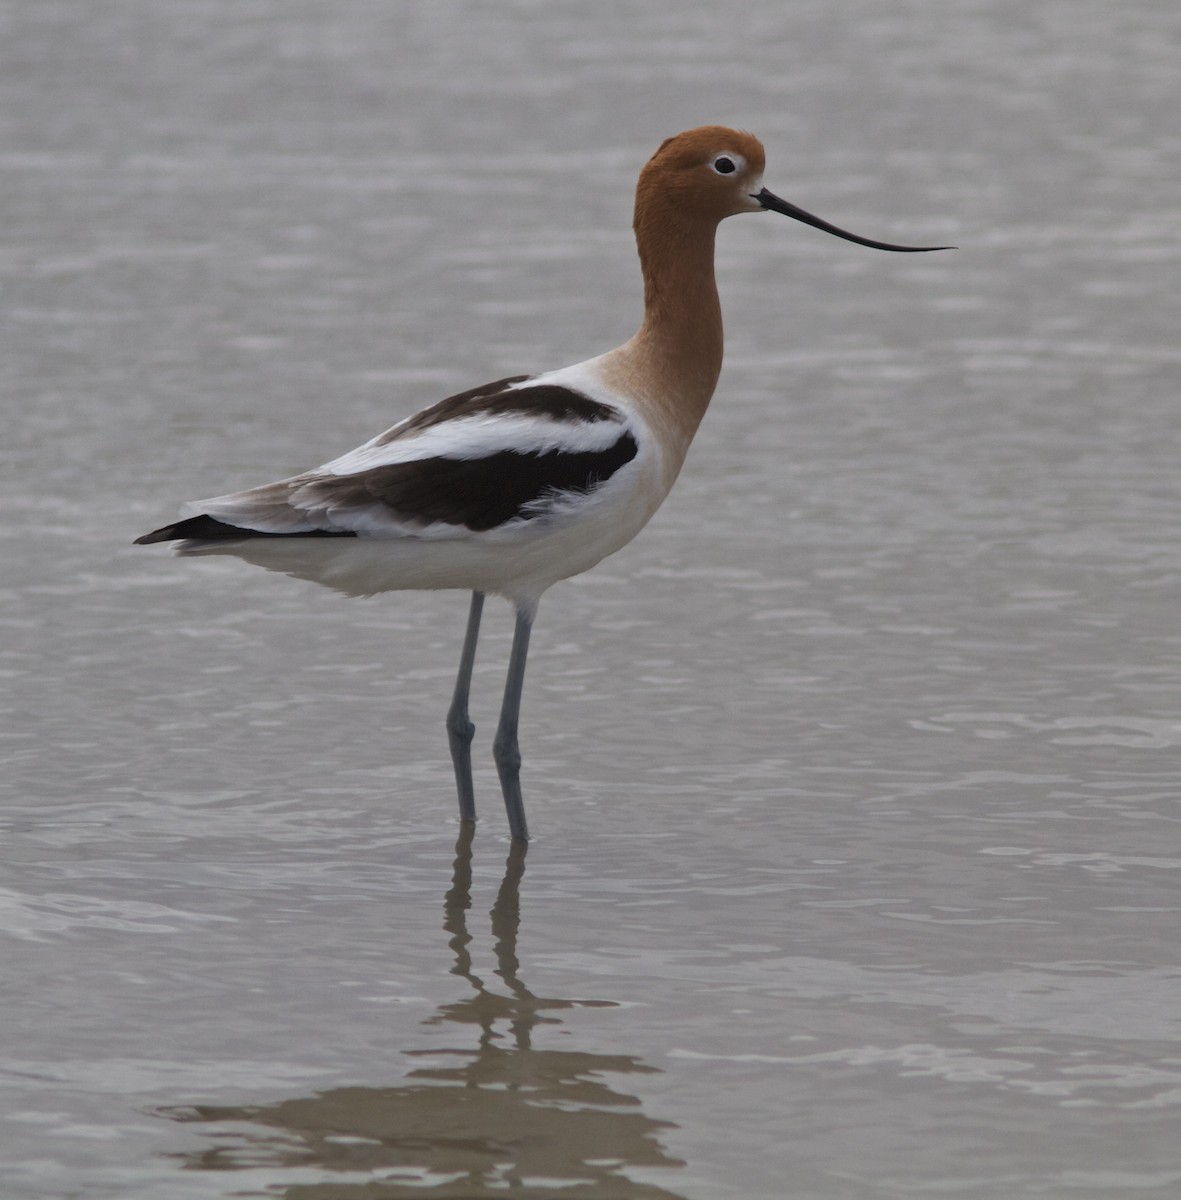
[
  {"x1": 492, "y1": 730, "x2": 521, "y2": 773},
  {"x1": 446, "y1": 702, "x2": 476, "y2": 746}
]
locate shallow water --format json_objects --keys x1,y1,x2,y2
[{"x1": 3, "y1": 1, "x2": 1181, "y2": 1196}]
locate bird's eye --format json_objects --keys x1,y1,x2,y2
[{"x1": 712, "y1": 155, "x2": 738, "y2": 175}]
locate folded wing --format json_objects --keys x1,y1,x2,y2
[{"x1": 136, "y1": 376, "x2": 639, "y2": 544}]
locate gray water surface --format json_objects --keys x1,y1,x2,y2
[{"x1": 3, "y1": 2, "x2": 1180, "y2": 1197}]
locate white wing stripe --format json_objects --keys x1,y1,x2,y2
[{"x1": 322, "y1": 411, "x2": 631, "y2": 476}]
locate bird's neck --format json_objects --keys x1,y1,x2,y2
[{"x1": 601, "y1": 203, "x2": 724, "y2": 478}]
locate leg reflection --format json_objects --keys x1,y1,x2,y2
[
  {"x1": 155, "y1": 831, "x2": 686, "y2": 1196},
  {"x1": 427, "y1": 826, "x2": 583, "y2": 1045}
]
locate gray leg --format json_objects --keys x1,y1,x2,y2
[
  {"x1": 493, "y1": 605, "x2": 534, "y2": 842},
  {"x1": 446, "y1": 591, "x2": 484, "y2": 824}
]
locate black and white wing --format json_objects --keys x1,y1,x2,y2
[{"x1": 136, "y1": 374, "x2": 640, "y2": 544}]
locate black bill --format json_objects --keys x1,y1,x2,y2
[{"x1": 755, "y1": 187, "x2": 953, "y2": 252}]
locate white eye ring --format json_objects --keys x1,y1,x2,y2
[{"x1": 711, "y1": 154, "x2": 742, "y2": 176}]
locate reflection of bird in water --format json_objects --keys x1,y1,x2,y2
[
  {"x1": 136, "y1": 125, "x2": 948, "y2": 841},
  {"x1": 158, "y1": 827, "x2": 687, "y2": 1197}
]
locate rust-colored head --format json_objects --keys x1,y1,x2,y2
[
  {"x1": 636, "y1": 125, "x2": 768, "y2": 225},
  {"x1": 635, "y1": 124, "x2": 953, "y2": 251}
]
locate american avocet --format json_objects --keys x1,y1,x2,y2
[{"x1": 136, "y1": 126, "x2": 949, "y2": 841}]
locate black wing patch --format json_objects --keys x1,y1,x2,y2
[
  {"x1": 134, "y1": 515, "x2": 357, "y2": 544},
  {"x1": 377, "y1": 377, "x2": 625, "y2": 444},
  {"x1": 304, "y1": 430, "x2": 638, "y2": 531}
]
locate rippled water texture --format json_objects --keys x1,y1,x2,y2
[{"x1": 3, "y1": 1, "x2": 1180, "y2": 1196}]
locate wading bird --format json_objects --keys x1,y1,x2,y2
[{"x1": 136, "y1": 125, "x2": 949, "y2": 840}]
